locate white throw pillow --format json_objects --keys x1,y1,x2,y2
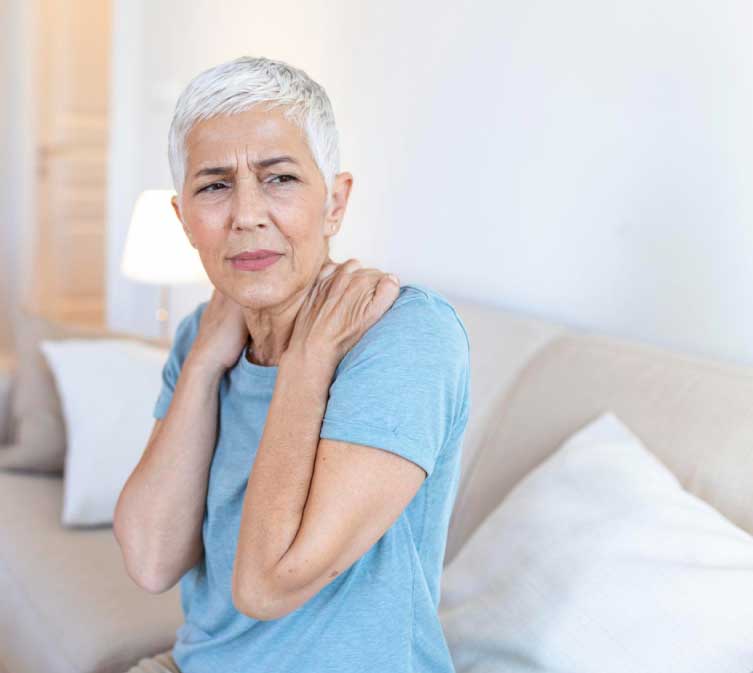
[
  {"x1": 39, "y1": 338, "x2": 168, "y2": 526},
  {"x1": 439, "y1": 411, "x2": 753, "y2": 673}
]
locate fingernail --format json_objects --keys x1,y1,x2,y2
[{"x1": 387, "y1": 274, "x2": 400, "y2": 285}]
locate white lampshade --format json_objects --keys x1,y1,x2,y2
[{"x1": 120, "y1": 189, "x2": 210, "y2": 285}]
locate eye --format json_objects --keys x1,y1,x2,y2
[
  {"x1": 269, "y1": 174, "x2": 298, "y2": 184},
  {"x1": 198, "y1": 182, "x2": 228, "y2": 193}
]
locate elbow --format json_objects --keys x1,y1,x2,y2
[
  {"x1": 112, "y1": 528, "x2": 176, "y2": 595},
  {"x1": 138, "y1": 571, "x2": 177, "y2": 595},
  {"x1": 232, "y1": 556, "x2": 265, "y2": 620},
  {"x1": 232, "y1": 584, "x2": 274, "y2": 622},
  {"x1": 125, "y1": 558, "x2": 176, "y2": 595},
  {"x1": 232, "y1": 571, "x2": 287, "y2": 621}
]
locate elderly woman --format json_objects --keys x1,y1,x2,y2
[{"x1": 114, "y1": 55, "x2": 471, "y2": 673}]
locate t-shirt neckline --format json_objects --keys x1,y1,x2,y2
[{"x1": 238, "y1": 340, "x2": 279, "y2": 380}]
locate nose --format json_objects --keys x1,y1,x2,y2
[{"x1": 231, "y1": 173, "x2": 269, "y2": 232}]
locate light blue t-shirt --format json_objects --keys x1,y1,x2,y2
[{"x1": 152, "y1": 282, "x2": 471, "y2": 673}]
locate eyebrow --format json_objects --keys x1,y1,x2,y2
[{"x1": 191, "y1": 155, "x2": 300, "y2": 180}]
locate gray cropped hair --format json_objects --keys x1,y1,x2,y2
[{"x1": 168, "y1": 55, "x2": 340, "y2": 204}]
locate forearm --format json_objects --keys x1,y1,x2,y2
[
  {"x1": 114, "y1": 353, "x2": 223, "y2": 592},
  {"x1": 233, "y1": 349, "x2": 334, "y2": 603}
]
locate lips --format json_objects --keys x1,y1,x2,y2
[
  {"x1": 229, "y1": 250, "x2": 282, "y2": 261},
  {"x1": 230, "y1": 254, "x2": 282, "y2": 271}
]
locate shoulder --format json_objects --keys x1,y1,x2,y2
[
  {"x1": 323, "y1": 282, "x2": 471, "y2": 453},
  {"x1": 335, "y1": 282, "x2": 470, "y2": 374},
  {"x1": 372, "y1": 282, "x2": 468, "y2": 351},
  {"x1": 170, "y1": 299, "x2": 209, "y2": 358},
  {"x1": 391, "y1": 282, "x2": 469, "y2": 346}
]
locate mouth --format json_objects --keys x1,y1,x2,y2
[
  {"x1": 228, "y1": 248, "x2": 283, "y2": 261},
  {"x1": 229, "y1": 253, "x2": 282, "y2": 271}
]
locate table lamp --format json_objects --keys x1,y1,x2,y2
[{"x1": 120, "y1": 189, "x2": 210, "y2": 341}]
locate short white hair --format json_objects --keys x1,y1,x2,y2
[{"x1": 168, "y1": 55, "x2": 340, "y2": 204}]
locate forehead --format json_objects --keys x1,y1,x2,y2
[{"x1": 184, "y1": 105, "x2": 311, "y2": 167}]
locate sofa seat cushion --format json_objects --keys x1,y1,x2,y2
[{"x1": 0, "y1": 471, "x2": 182, "y2": 673}]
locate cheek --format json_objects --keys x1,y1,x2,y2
[
  {"x1": 189, "y1": 213, "x2": 227, "y2": 246},
  {"x1": 271, "y1": 195, "x2": 324, "y2": 236},
  {"x1": 188, "y1": 198, "x2": 230, "y2": 224}
]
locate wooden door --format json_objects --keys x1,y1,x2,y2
[{"x1": 30, "y1": 0, "x2": 110, "y2": 327}]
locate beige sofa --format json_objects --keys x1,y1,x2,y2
[{"x1": 1, "y1": 295, "x2": 752, "y2": 673}]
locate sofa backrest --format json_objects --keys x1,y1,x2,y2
[{"x1": 446, "y1": 295, "x2": 753, "y2": 566}]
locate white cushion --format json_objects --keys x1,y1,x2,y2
[
  {"x1": 439, "y1": 411, "x2": 753, "y2": 673},
  {"x1": 39, "y1": 339, "x2": 168, "y2": 526}
]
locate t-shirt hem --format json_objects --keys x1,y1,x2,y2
[{"x1": 320, "y1": 417, "x2": 433, "y2": 478}]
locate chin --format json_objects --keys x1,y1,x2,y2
[{"x1": 235, "y1": 283, "x2": 288, "y2": 308}]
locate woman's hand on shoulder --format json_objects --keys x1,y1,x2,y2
[
  {"x1": 188, "y1": 287, "x2": 248, "y2": 374},
  {"x1": 285, "y1": 258, "x2": 400, "y2": 372}
]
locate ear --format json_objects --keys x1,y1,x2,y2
[
  {"x1": 323, "y1": 172, "x2": 353, "y2": 238},
  {"x1": 171, "y1": 194, "x2": 196, "y2": 248}
]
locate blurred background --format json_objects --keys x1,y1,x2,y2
[{"x1": 1, "y1": 0, "x2": 752, "y2": 366}]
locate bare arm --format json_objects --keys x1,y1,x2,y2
[
  {"x1": 232, "y1": 260, "x2": 402, "y2": 619},
  {"x1": 113, "y1": 352, "x2": 224, "y2": 594}
]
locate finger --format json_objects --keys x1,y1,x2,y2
[
  {"x1": 321, "y1": 258, "x2": 361, "y2": 296},
  {"x1": 310, "y1": 261, "x2": 342, "y2": 306},
  {"x1": 339, "y1": 258, "x2": 362, "y2": 274},
  {"x1": 313, "y1": 266, "x2": 341, "y2": 307},
  {"x1": 357, "y1": 269, "x2": 398, "y2": 285},
  {"x1": 371, "y1": 274, "x2": 401, "y2": 310},
  {"x1": 350, "y1": 266, "x2": 382, "y2": 280},
  {"x1": 317, "y1": 261, "x2": 338, "y2": 281},
  {"x1": 352, "y1": 275, "x2": 399, "y2": 334},
  {"x1": 320, "y1": 258, "x2": 362, "y2": 283},
  {"x1": 359, "y1": 270, "x2": 399, "y2": 286}
]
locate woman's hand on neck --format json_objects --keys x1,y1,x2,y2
[{"x1": 242, "y1": 253, "x2": 335, "y2": 367}]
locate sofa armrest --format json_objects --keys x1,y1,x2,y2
[{"x1": 0, "y1": 355, "x2": 16, "y2": 444}]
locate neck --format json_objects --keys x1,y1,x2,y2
[{"x1": 243, "y1": 252, "x2": 333, "y2": 367}]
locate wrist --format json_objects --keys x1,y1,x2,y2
[
  {"x1": 280, "y1": 346, "x2": 337, "y2": 386},
  {"x1": 184, "y1": 350, "x2": 227, "y2": 382}
]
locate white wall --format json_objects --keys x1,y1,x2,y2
[{"x1": 107, "y1": 0, "x2": 753, "y2": 366}]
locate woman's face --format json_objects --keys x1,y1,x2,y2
[{"x1": 172, "y1": 105, "x2": 351, "y2": 310}]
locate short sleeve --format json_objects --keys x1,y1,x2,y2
[
  {"x1": 152, "y1": 301, "x2": 208, "y2": 420},
  {"x1": 319, "y1": 285, "x2": 471, "y2": 478}
]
